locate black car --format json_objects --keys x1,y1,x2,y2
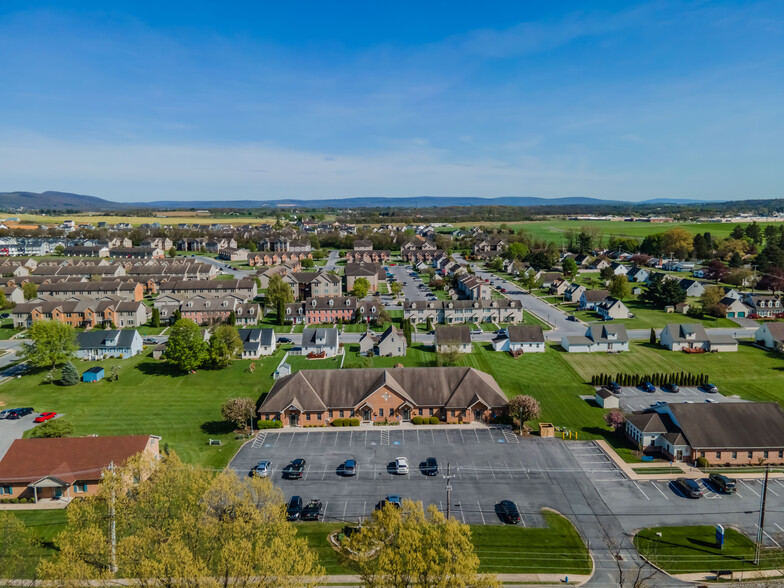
[
  {"x1": 301, "y1": 499, "x2": 323, "y2": 521},
  {"x1": 498, "y1": 500, "x2": 521, "y2": 524},
  {"x1": 283, "y1": 458, "x2": 307, "y2": 479},
  {"x1": 673, "y1": 478, "x2": 702, "y2": 498},
  {"x1": 700, "y1": 383, "x2": 719, "y2": 394},
  {"x1": 7, "y1": 407, "x2": 33, "y2": 420},
  {"x1": 566, "y1": 314, "x2": 578, "y2": 321},
  {"x1": 609, "y1": 381, "x2": 622, "y2": 394},
  {"x1": 662, "y1": 382, "x2": 680, "y2": 393},
  {"x1": 709, "y1": 473, "x2": 737, "y2": 494},
  {"x1": 277, "y1": 337, "x2": 292, "y2": 344},
  {"x1": 640, "y1": 381, "x2": 655, "y2": 393},
  {"x1": 286, "y1": 496, "x2": 303, "y2": 520},
  {"x1": 423, "y1": 457, "x2": 438, "y2": 476}
]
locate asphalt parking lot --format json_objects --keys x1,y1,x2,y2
[
  {"x1": 0, "y1": 413, "x2": 40, "y2": 459},
  {"x1": 231, "y1": 429, "x2": 784, "y2": 548},
  {"x1": 610, "y1": 385, "x2": 747, "y2": 412}
]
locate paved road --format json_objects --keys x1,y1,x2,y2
[
  {"x1": 192, "y1": 255, "x2": 255, "y2": 279},
  {"x1": 0, "y1": 340, "x2": 24, "y2": 370},
  {"x1": 322, "y1": 249, "x2": 341, "y2": 272}
]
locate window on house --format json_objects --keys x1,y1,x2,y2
[
  {"x1": 748, "y1": 451, "x2": 753, "y2": 459},
  {"x1": 0, "y1": 485, "x2": 11, "y2": 495},
  {"x1": 379, "y1": 408, "x2": 384, "y2": 417},
  {"x1": 418, "y1": 408, "x2": 423, "y2": 416},
  {"x1": 716, "y1": 452, "x2": 721, "y2": 459},
  {"x1": 780, "y1": 451, "x2": 783, "y2": 459},
  {"x1": 306, "y1": 413, "x2": 311, "y2": 421},
  {"x1": 328, "y1": 410, "x2": 333, "y2": 418},
  {"x1": 339, "y1": 410, "x2": 344, "y2": 418},
  {"x1": 429, "y1": 408, "x2": 434, "y2": 416},
  {"x1": 74, "y1": 483, "x2": 88, "y2": 493},
  {"x1": 732, "y1": 452, "x2": 738, "y2": 459},
  {"x1": 451, "y1": 410, "x2": 456, "y2": 417},
  {"x1": 764, "y1": 451, "x2": 769, "y2": 459}
]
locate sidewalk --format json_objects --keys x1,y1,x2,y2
[{"x1": 595, "y1": 440, "x2": 784, "y2": 481}]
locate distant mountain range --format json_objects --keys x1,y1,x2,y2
[{"x1": 0, "y1": 191, "x2": 715, "y2": 211}]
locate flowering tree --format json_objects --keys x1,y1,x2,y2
[
  {"x1": 604, "y1": 409, "x2": 625, "y2": 430},
  {"x1": 507, "y1": 395, "x2": 541, "y2": 434}
]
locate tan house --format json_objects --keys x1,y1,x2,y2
[
  {"x1": 359, "y1": 326, "x2": 407, "y2": 357},
  {"x1": 434, "y1": 325, "x2": 472, "y2": 353},
  {"x1": 344, "y1": 262, "x2": 383, "y2": 292},
  {"x1": 258, "y1": 367, "x2": 508, "y2": 426},
  {"x1": 0, "y1": 435, "x2": 159, "y2": 502}
]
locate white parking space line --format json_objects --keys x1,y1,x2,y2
[
  {"x1": 343, "y1": 501, "x2": 348, "y2": 521},
  {"x1": 288, "y1": 434, "x2": 295, "y2": 447},
  {"x1": 766, "y1": 484, "x2": 780, "y2": 497},
  {"x1": 459, "y1": 430, "x2": 465, "y2": 444},
  {"x1": 323, "y1": 501, "x2": 329, "y2": 521},
  {"x1": 431, "y1": 429, "x2": 436, "y2": 444},
  {"x1": 652, "y1": 482, "x2": 670, "y2": 500},
  {"x1": 775, "y1": 523, "x2": 784, "y2": 535},
  {"x1": 349, "y1": 431, "x2": 353, "y2": 446},
  {"x1": 474, "y1": 429, "x2": 481, "y2": 444},
  {"x1": 634, "y1": 482, "x2": 650, "y2": 501},
  {"x1": 669, "y1": 483, "x2": 687, "y2": 499},
  {"x1": 741, "y1": 480, "x2": 761, "y2": 497},
  {"x1": 519, "y1": 461, "x2": 530, "y2": 479},
  {"x1": 416, "y1": 430, "x2": 420, "y2": 445},
  {"x1": 272, "y1": 434, "x2": 280, "y2": 448},
  {"x1": 755, "y1": 524, "x2": 781, "y2": 548},
  {"x1": 321, "y1": 464, "x2": 328, "y2": 480},
  {"x1": 305, "y1": 431, "x2": 310, "y2": 445},
  {"x1": 488, "y1": 461, "x2": 496, "y2": 480},
  {"x1": 302, "y1": 464, "x2": 311, "y2": 481},
  {"x1": 473, "y1": 462, "x2": 479, "y2": 480},
  {"x1": 477, "y1": 500, "x2": 486, "y2": 524},
  {"x1": 334, "y1": 433, "x2": 339, "y2": 446},
  {"x1": 504, "y1": 461, "x2": 514, "y2": 479}
]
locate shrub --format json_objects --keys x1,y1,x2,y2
[
  {"x1": 429, "y1": 416, "x2": 439, "y2": 425},
  {"x1": 331, "y1": 419, "x2": 345, "y2": 427},
  {"x1": 349, "y1": 418, "x2": 360, "y2": 426},
  {"x1": 696, "y1": 456, "x2": 709, "y2": 469},
  {"x1": 257, "y1": 419, "x2": 282, "y2": 429},
  {"x1": 10, "y1": 498, "x2": 18, "y2": 503},
  {"x1": 412, "y1": 416, "x2": 423, "y2": 425}
]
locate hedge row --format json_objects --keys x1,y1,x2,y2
[
  {"x1": 257, "y1": 420, "x2": 283, "y2": 429},
  {"x1": 0, "y1": 498, "x2": 32, "y2": 504},
  {"x1": 411, "y1": 416, "x2": 441, "y2": 425},
  {"x1": 330, "y1": 418, "x2": 360, "y2": 427},
  {"x1": 591, "y1": 372, "x2": 709, "y2": 388}
]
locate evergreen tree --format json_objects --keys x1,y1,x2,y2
[
  {"x1": 649, "y1": 328, "x2": 656, "y2": 344},
  {"x1": 60, "y1": 361, "x2": 79, "y2": 386},
  {"x1": 277, "y1": 298, "x2": 286, "y2": 326},
  {"x1": 150, "y1": 307, "x2": 160, "y2": 328}
]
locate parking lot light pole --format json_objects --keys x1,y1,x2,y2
[
  {"x1": 444, "y1": 462, "x2": 455, "y2": 519},
  {"x1": 754, "y1": 464, "x2": 770, "y2": 566}
]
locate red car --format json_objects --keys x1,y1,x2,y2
[{"x1": 34, "y1": 412, "x2": 57, "y2": 423}]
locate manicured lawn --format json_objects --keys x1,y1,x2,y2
[
  {"x1": 214, "y1": 274, "x2": 236, "y2": 280},
  {"x1": 288, "y1": 511, "x2": 590, "y2": 576},
  {"x1": 0, "y1": 320, "x2": 19, "y2": 340},
  {"x1": 285, "y1": 352, "x2": 344, "y2": 371},
  {"x1": 563, "y1": 341, "x2": 784, "y2": 407},
  {"x1": 258, "y1": 315, "x2": 294, "y2": 333},
  {"x1": 634, "y1": 525, "x2": 784, "y2": 573},
  {"x1": 631, "y1": 467, "x2": 683, "y2": 475},
  {"x1": 476, "y1": 322, "x2": 496, "y2": 332},
  {"x1": 133, "y1": 325, "x2": 167, "y2": 336},
  {"x1": 9, "y1": 509, "x2": 69, "y2": 577},
  {"x1": 0, "y1": 350, "x2": 287, "y2": 468}
]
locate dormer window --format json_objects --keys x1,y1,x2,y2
[
  {"x1": 312, "y1": 299, "x2": 317, "y2": 306},
  {"x1": 286, "y1": 308, "x2": 291, "y2": 314},
  {"x1": 360, "y1": 306, "x2": 365, "y2": 313},
  {"x1": 345, "y1": 299, "x2": 351, "y2": 306},
  {"x1": 187, "y1": 302, "x2": 193, "y2": 307}
]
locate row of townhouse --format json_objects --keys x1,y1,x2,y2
[
  {"x1": 154, "y1": 294, "x2": 260, "y2": 325},
  {"x1": 258, "y1": 237, "x2": 312, "y2": 252},
  {"x1": 176, "y1": 237, "x2": 237, "y2": 252},
  {"x1": 157, "y1": 278, "x2": 257, "y2": 299},
  {"x1": 344, "y1": 249, "x2": 390, "y2": 264},
  {"x1": 404, "y1": 298, "x2": 523, "y2": 324},
  {"x1": 248, "y1": 251, "x2": 313, "y2": 266},
  {"x1": 284, "y1": 296, "x2": 382, "y2": 325},
  {"x1": 344, "y1": 263, "x2": 384, "y2": 292},
  {"x1": 37, "y1": 280, "x2": 144, "y2": 302},
  {"x1": 400, "y1": 249, "x2": 447, "y2": 264},
  {"x1": 282, "y1": 271, "x2": 342, "y2": 301},
  {"x1": 455, "y1": 273, "x2": 492, "y2": 300},
  {"x1": 124, "y1": 260, "x2": 217, "y2": 279},
  {"x1": 12, "y1": 295, "x2": 148, "y2": 329},
  {"x1": 472, "y1": 238, "x2": 507, "y2": 259}
]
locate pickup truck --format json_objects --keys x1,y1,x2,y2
[
  {"x1": 301, "y1": 499, "x2": 323, "y2": 521},
  {"x1": 283, "y1": 458, "x2": 307, "y2": 479}
]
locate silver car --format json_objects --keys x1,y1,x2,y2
[{"x1": 251, "y1": 460, "x2": 272, "y2": 477}]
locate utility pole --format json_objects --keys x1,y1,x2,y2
[
  {"x1": 109, "y1": 460, "x2": 117, "y2": 574},
  {"x1": 755, "y1": 464, "x2": 770, "y2": 566},
  {"x1": 444, "y1": 462, "x2": 456, "y2": 519}
]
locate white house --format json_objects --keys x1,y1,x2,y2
[
  {"x1": 659, "y1": 323, "x2": 738, "y2": 352},
  {"x1": 298, "y1": 327, "x2": 340, "y2": 357},
  {"x1": 491, "y1": 325, "x2": 545, "y2": 353},
  {"x1": 561, "y1": 324, "x2": 629, "y2": 353},
  {"x1": 579, "y1": 289, "x2": 610, "y2": 310},
  {"x1": 434, "y1": 326, "x2": 472, "y2": 353},
  {"x1": 595, "y1": 297, "x2": 630, "y2": 320},
  {"x1": 755, "y1": 322, "x2": 784, "y2": 352},
  {"x1": 238, "y1": 328, "x2": 277, "y2": 358},
  {"x1": 75, "y1": 329, "x2": 143, "y2": 360},
  {"x1": 721, "y1": 297, "x2": 749, "y2": 319}
]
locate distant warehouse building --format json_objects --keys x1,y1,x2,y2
[{"x1": 625, "y1": 402, "x2": 784, "y2": 465}]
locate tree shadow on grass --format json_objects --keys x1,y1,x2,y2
[
  {"x1": 135, "y1": 361, "x2": 186, "y2": 377},
  {"x1": 200, "y1": 420, "x2": 235, "y2": 435}
]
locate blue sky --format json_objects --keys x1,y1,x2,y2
[{"x1": 0, "y1": 1, "x2": 782, "y2": 203}]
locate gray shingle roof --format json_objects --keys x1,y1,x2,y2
[
  {"x1": 76, "y1": 329, "x2": 139, "y2": 349},
  {"x1": 301, "y1": 327, "x2": 339, "y2": 347},
  {"x1": 435, "y1": 326, "x2": 471, "y2": 346},
  {"x1": 506, "y1": 325, "x2": 545, "y2": 343},
  {"x1": 667, "y1": 403, "x2": 784, "y2": 449}
]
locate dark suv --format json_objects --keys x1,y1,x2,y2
[
  {"x1": 662, "y1": 383, "x2": 680, "y2": 393},
  {"x1": 301, "y1": 499, "x2": 323, "y2": 521},
  {"x1": 673, "y1": 478, "x2": 702, "y2": 498},
  {"x1": 709, "y1": 473, "x2": 737, "y2": 494},
  {"x1": 286, "y1": 496, "x2": 303, "y2": 520},
  {"x1": 423, "y1": 457, "x2": 438, "y2": 476},
  {"x1": 498, "y1": 500, "x2": 521, "y2": 524},
  {"x1": 7, "y1": 407, "x2": 33, "y2": 420},
  {"x1": 609, "y1": 382, "x2": 622, "y2": 394}
]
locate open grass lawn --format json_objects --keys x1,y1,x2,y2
[
  {"x1": 285, "y1": 352, "x2": 344, "y2": 372},
  {"x1": 564, "y1": 341, "x2": 784, "y2": 406},
  {"x1": 634, "y1": 525, "x2": 784, "y2": 573},
  {"x1": 16, "y1": 213, "x2": 288, "y2": 227},
  {"x1": 258, "y1": 315, "x2": 294, "y2": 333},
  {"x1": 0, "y1": 320, "x2": 19, "y2": 340},
  {"x1": 476, "y1": 322, "x2": 497, "y2": 332},
  {"x1": 0, "y1": 350, "x2": 287, "y2": 469},
  {"x1": 133, "y1": 325, "x2": 167, "y2": 336},
  {"x1": 286, "y1": 510, "x2": 590, "y2": 576},
  {"x1": 9, "y1": 509, "x2": 69, "y2": 577}
]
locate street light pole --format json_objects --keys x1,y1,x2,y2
[{"x1": 444, "y1": 462, "x2": 456, "y2": 519}]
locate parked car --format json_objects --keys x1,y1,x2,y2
[
  {"x1": 609, "y1": 381, "x2": 622, "y2": 394},
  {"x1": 650, "y1": 401, "x2": 667, "y2": 408},
  {"x1": 662, "y1": 382, "x2": 680, "y2": 393},
  {"x1": 34, "y1": 412, "x2": 57, "y2": 423},
  {"x1": 498, "y1": 500, "x2": 521, "y2": 524},
  {"x1": 251, "y1": 460, "x2": 272, "y2": 478},
  {"x1": 301, "y1": 499, "x2": 323, "y2": 521},
  {"x1": 501, "y1": 288, "x2": 507, "y2": 293},
  {"x1": 286, "y1": 496, "x2": 303, "y2": 520},
  {"x1": 0, "y1": 408, "x2": 16, "y2": 420},
  {"x1": 283, "y1": 458, "x2": 307, "y2": 479},
  {"x1": 143, "y1": 337, "x2": 157, "y2": 344},
  {"x1": 705, "y1": 398, "x2": 718, "y2": 403},
  {"x1": 423, "y1": 457, "x2": 438, "y2": 476},
  {"x1": 394, "y1": 457, "x2": 409, "y2": 474},
  {"x1": 700, "y1": 383, "x2": 719, "y2": 394},
  {"x1": 471, "y1": 329, "x2": 482, "y2": 336},
  {"x1": 377, "y1": 495, "x2": 403, "y2": 510},
  {"x1": 0, "y1": 313, "x2": 9, "y2": 319},
  {"x1": 640, "y1": 381, "x2": 655, "y2": 393},
  {"x1": 566, "y1": 314, "x2": 578, "y2": 322},
  {"x1": 673, "y1": 478, "x2": 702, "y2": 498},
  {"x1": 6, "y1": 407, "x2": 33, "y2": 420},
  {"x1": 277, "y1": 337, "x2": 292, "y2": 344},
  {"x1": 343, "y1": 459, "x2": 357, "y2": 476},
  {"x1": 601, "y1": 316, "x2": 615, "y2": 321},
  {"x1": 709, "y1": 473, "x2": 737, "y2": 494}
]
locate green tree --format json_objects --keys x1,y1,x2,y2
[
  {"x1": 60, "y1": 361, "x2": 80, "y2": 386},
  {"x1": 506, "y1": 242, "x2": 529, "y2": 261},
  {"x1": 609, "y1": 274, "x2": 632, "y2": 300},
  {"x1": 0, "y1": 511, "x2": 34, "y2": 579},
  {"x1": 166, "y1": 319, "x2": 207, "y2": 372},
  {"x1": 266, "y1": 274, "x2": 294, "y2": 307},
  {"x1": 649, "y1": 328, "x2": 656, "y2": 344},
  {"x1": 173, "y1": 308, "x2": 182, "y2": 322},
  {"x1": 390, "y1": 281, "x2": 402, "y2": 297},
  {"x1": 730, "y1": 224, "x2": 746, "y2": 240},
  {"x1": 208, "y1": 325, "x2": 242, "y2": 368},
  {"x1": 301, "y1": 258, "x2": 315, "y2": 269},
  {"x1": 227, "y1": 310, "x2": 236, "y2": 326},
  {"x1": 149, "y1": 307, "x2": 160, "y2": 328},
  {"x1": 401, "y1": 319, "x2": 413, "y2": 346},
  {"x1": 425, "y1": 316, "x2": 433, "y2": 332},
  {"x1": 519, "y1": 272, "x2": 541, "y2": 292},
  {"x1": 168, "y1": 246, "x2": 177, "y2": 258},
  {"x1": 352, "y1": 277, "x2": 371, "y2": 298},
  {"x1": 641, "y1": 274, "x2": 686, "y2": 308},
  {"x1": 562, "y1": 257, "x2": 578, "y2": 277},
  {"x1": 22, "y1": 282, "x2": 38, "y2": 300},
  {"x1": 600, "y1": 266, "x2": 614, "y2": 281},
  {"x1": 700, "y1": 285, "x2": 727, "y2": 318},
  {"x1": 54, "y1": 244, "x2": 65, "y2": 256},
  {"x1": 31, "y1": 418, "x2": 74, "y2": 438},
  {"x1": 23, "y1": 320, "x2": 78, "y2": 369},
  {"x1": 277, "y1": 298, "x2": 286, "y2": 325},
  {"x1": 0, "y1": 290, "x2": 6, "y2": 310}
]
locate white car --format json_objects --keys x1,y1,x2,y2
[
  {"x1": 471, "y1": 329, "x2": 482, "y2": 336},
  {"x1": 394, "y1": 457, "x2": 409, "y2": 474}
]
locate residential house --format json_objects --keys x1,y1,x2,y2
[
  {"x1": 238, "y1": 328, "x2": 277, "y2": 358},
  {"x1": 255, "y1": 262, "x2": 299, "y2": 288},
  {"x1": 755, "y1": 322, "x2": 784, "y2": 352},
  {"x1": 345, "y1": 250, "x2": 390, "y2": 264},
  {"x1": 491, "y1": 325, "x2": 545, "y2": 353},
  {"x1": 110, "y1": 247, "x2": 164, "y2": 259},
  {"x1": 358, "y1": 326, "x2": 407, "y2": 357},
  {"x1": 176, "y1": 295, "x2": 259, "y2": 326},
  {"x1": 625, "y1": 402, "x2": 784, "y2": 465},
  {"x1": 158, "y1": 278, "x2": 257, "y2": 299},
  {"x1": 2, "y1": 285, "x2": 24, "y2": 304},
  {"x1": 659, "y1": 323, "x2": 738, "y2": 352},
  {"x1": 721, "y1": 297, "x2": 749, "y2": 318},
  {"x1": 534, "y1": 271, "x2": 562, "y2": 288},
  {"x1": 678, "y1": 279, "x2": 705, "y2": 297},
  {"x1": 0, "y1": 435, "x2": 160, "y2": 501},
  {"x1": 549, "y1": 278, "x2": 570, "y2": 297},
  {"x1": 217, "y1": 248, "x2": 250, "y2": 262},
  {"x1": 344, "y1": 263, "x2": 383, "y2": 292},
  {"x1": 627, "y1": 266, "x2": 650, "y2": 283},
  {"x1": 591, "y1": 258, "x2": 610, "y2": 270},
  {"x1": 284, "y1": 296, "x2": 380, "y2": 325},
  {"x1": 298, "y1": 327, "x2": 340, "y2": 357},
  {"x1": 610, "y1": 262, "x2": 628, "y2": 276},
  {"x1": 63, "y1": 245, "x2": 110, "y2": 258},
  {"x1": 578, "y1": 289, "x2": 610, "y2": 310},
  {"x1": 205, "y1": 238, "x2": 237, "y2": 253},
  {"x1": 743, "y1": 294, "x2": 782, "y2": 318},
  {"x1": 258, "y1": 366, "x2": 509, "y2": 426},
  {"x1": 434, "y1": 326, "x2": 472, "y2": 353},
  {"x1": 595, "y1": 297, "x2": 631, "y2": 319},
  {"x1": 76, "y1": 329, "x2": 143, "y2": 360},
  {"x1": 352, "y1": 239, "x2": 373, "y2": 251},
  {"x1": 12, "y1": 296, "x2": 147, "y2": 329},
  {"x1": 404, "y1": 299, "x2": 523, "y2": 325},
  {"x1": 561, "y1": 324, "x2": 630, "y2": 353},
  {"x1": 282, "y1": 272, "x2": 342, "y2": 301},
  {"x1": 472, "y1": 238, "x2": 507, "y2": 259},
  {"x1": 456, "y1": 273, "x2": 491, "y2": 300},
  {"x1": 38, "y1": 280, "x2": 144, "y2": 302},
  {"x1": 563, "y1": 283, "x2": 586, "y2": 302}
]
